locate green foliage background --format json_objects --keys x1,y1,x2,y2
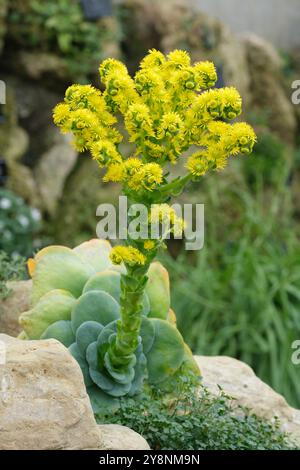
[{"x1": 163, "y1": 132, "x2": 300, "y2": 408}]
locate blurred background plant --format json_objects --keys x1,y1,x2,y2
[
  {"x1": 6, "y1": 0, "x2": 121, "y2": 81},
  {"x1": 0, "y1": 188, "x2": 42, "y2": 257},
  {"x1": 0, "y1": 251, "x2": 26, "y2": 300},
  {"x1": 0, "y1": 0, "x2": 300, "y2": 409},
  {"x1": 162, "y1": 140, "x2": 300, "y2": 407}
]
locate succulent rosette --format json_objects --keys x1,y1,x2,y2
[{"x1": 19, "y1": 239, "x2": 199, "y2": 413}]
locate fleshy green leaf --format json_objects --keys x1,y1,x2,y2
[
  {"x1": 31, "y1": 246, "x2": 94, "y2": 304},
  {"x1": 69, "y1": 342, "x2": 93, "y2": 387},
  {"x1": 146, "y1": 318, "x2": 185, "y2": 384},
  {"x1": 146, "y1": 262, "x2": 170, "y2": 319},
  {"x1": 83, "y1": 270, "x2": 121, "y2": 301},
  {"x1": 88, "y1": 385, "x2": 120, "y2": 415},
  {"x1": 19, "y1": 289, "x2": 76, "y2": 339},
  {"x1": 71, "y1": 290, "x2": 120, "y2": 333},
  {"x1": 73, "y1": 239, "x2": 113, "y2": 273},
  {"x1": 41, "y1": 319, "x2": 75, "y2": 347},
  {"x1": 76, "y1": 321, "x2": 104, "y2": 356}
]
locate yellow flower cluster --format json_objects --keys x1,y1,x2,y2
[
  {"x1": 104, "y1": 159, "x2": 163, "y2": 192},
  {"x1": 110, "y1": 245, "x2": 146, "y2": 266},
  {"x1": 53, "y1": 84, "x2": 122, "y2": 154},
  {"x1": 186, "y1": 121, "x2": 257, "y2": 176},
  {"x1": 54, "y1": 49, "x2": 256, "y2": 194}
]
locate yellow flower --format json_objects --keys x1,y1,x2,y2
[
  {"x1": 70, "y1": 109, "x2": 98, "y2": 130},
  {"x1": 224, "y1": 122, "x2": 257, "y2": 155},
  {"x1": 144, "y1": 141, "x2": 165, "y2": 160},
  {"x1": 72, "y1": 136, "x2": 89, "y2": 152},
  {"x1": 219, "y1": 87, "x2": 242, "y2": 120},
  {"x1": 53, "y1": 103, "x2": 70, "y2": 127},
  {"x1": 134, "y1": 69, "x2": 163, "y2": 95},
  {"x1": 99, "y1": 58, "x2": 128, "y2": 85},
  {"x1": 90, "y1": 140, "x2": 122, "y2": 167},
  {"x1": 144, "y1": 240, "x2": 155, "y2": 251},
  {"x1": 110, "y1": 245, "x2": 146, "y2": 266},
  {"x1": 142, "y1": 163, "x2": 163, "y2": 191},
  {"x1": 140, "y1": 49, "x2": 165, "y2": 70},
  {"x1": 166, "y1": 49, "x2": 191, "y2": 69},
  {"x1": 157, "y1": 113, "x2": 183, "y2": 139},
  {"x1": 124, "y1": 157, "x2": 143, "y2": 174},
  {"x1": 186, "y1": 151, "x2": 211, "y2": 177},
  {"x1": 125, "y1": 103, "x2": 154, "y2": 142},
  {"x1": 103, "y1": 163, "x2": 125, "y2": 182},
  {"x1": 194, "y1": 61, "x2": 217, "y2": 89}
]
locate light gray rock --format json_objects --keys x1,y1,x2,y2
[
  {"x1": 34, "y1": 132, "x2": 78, "y2": 215},
  {"x1": 98, "y1": 424, "x2": 150, "y2": 450},
  {"x1": 0, "y1": 334, "x2": 150, "y2": 450},
  {"x1": 196, "y1": 355, "x2": 300, "y2": 445},
  {"x1": 0, "y1": 334, "x2": 102, "y2": 450},
  {"x1": 242, "y1": 33, "x2": 297, "y2": 145},
  {"x1": 17, "y1": 51, "x2": 68, "y2": 81}
]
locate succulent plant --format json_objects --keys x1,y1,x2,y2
[{"x1": 19, "y1": 239, "x2": 200, "y2": 413}]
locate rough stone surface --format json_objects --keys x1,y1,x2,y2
[
  {"x1": 98, "y1": 424, "x2": 150, "y2": 450},
  {"x1": 0, "y1": 280, "x2": 32, "y2": 337},
  {"x1": 242, "y1": 33, "x2": 297, "y2": 145},
  {"x1": 35, "y1": 132, "x2": 78, "y2": 215},
  {"x1": 51, "y1": 158, "x2": 120, "y2": 246},
  {"x1": 0, "y1": 334, "x2": 103, "y2": 450},
  {"x1": 17, "y1": 51, "x2": 68, "y2": 81},
  {"x1": 196, "y1": 355, "x2": 300, "y2": 445},
  {"x1": 0, "y1": 334, "x2": 150, "y2": 450},
  {"x1": 121, "y1": 0, "x2": 250, "y2": 104}
]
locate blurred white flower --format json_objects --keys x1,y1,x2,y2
[
  {"x1": 3, "y1": 230, "x2": 12, "y2": 240},
  {"x1": 18, "y1": 215, "x2": 30, "y2": 227},
  {"x1": 31, "y1": 208, "x2": 41, "y2": 221},
  {"x1": 0, "y1": 198, "x2": 12, "y2": 210}
]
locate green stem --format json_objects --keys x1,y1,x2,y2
[
  {"x1": 156, "y1": 173, "x2": 192, "y2": 198},
  {"x1": 106, "y1": 263, "x2": 149, "y2": 370}
]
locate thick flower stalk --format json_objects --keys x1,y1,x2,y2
[
  {"x1": 107, "y1": 248, "x2": 149, "y2": 375},
  {"x1": 51, "y1": 49, "x2": 257, "y2": 403}
]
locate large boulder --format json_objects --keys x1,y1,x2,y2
[
  {"x1": 0, "y1": 280, "x2": 32, "y2": 337},
  {"x1": 242, "y1": 34, "x2": 297, "y2": 145},
  {"x1": 196, "y1": 356, "x2": 300, "y2": 446},
  {"x1": 34, "y1": 131, "x2": 78, "y2": 216},
  {"x1": 121, "y1": 0, "x2": 250, "y2": 103},
  {"x1": 50, "y1": 158, "x2": 120, "y2": 246},
  {"x1": 0, "y1": 334, "x2": 150, "y2": 450},
  {"x1": 0, "y1": 334, "x2": 101, "y2": 449},
  {"x1": 98, "y1": 424, "x2": 150, "y2": 450}
]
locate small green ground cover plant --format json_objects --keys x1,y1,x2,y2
[{"x1": 100, "y1": 384, "x2": 297, "y2": 450}]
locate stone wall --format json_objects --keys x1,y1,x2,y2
[{"x1": 191, "y1": 0, "x2": 300, "y2": 50}]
